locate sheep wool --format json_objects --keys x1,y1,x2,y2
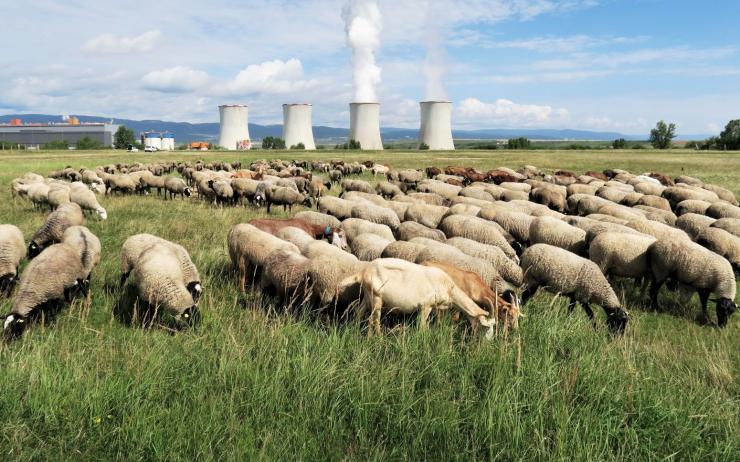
[
  {"x1": 351, "y1": 233, "x2": 393, "y2": 262},
  {"x1": 0, "y1": 225, "x2": 25, "y2": 293},
  {"x1": 529, "y1": 216, "x2": 587, "y2": 256},
  {"x1": 438, "y1": 215, "x2": 518, "y2": 261},
  {"x1": 676, "y1": 214, "x2": 716, "y2": 240},
  {"x1": 350, "y1": 203, "x2": 401, "y2": 231},
  {"x1": 341, "y1": 218, "x2": 395, "y2": 245},
  {"x1": 397, "y1": 221, "x2": 446, "y2": 242},
  {"x1": 131, "y1": 243, "x2": 195, "y2": 317},
  {"x1": 381, "y1": 241, "x2": 427, "y2": 262},
  {"x1": 589, "y1": 232, "x2": 656, "y2": 279},
  {"x1": 445, "y1": 237, "x2": 523, "y2": 286},
  {"x1": 696, "y1": 227, "x2": 740, "y2": 270},
  {"x1": 29, "y1": 202, "x2": 84, "y2": 258}
]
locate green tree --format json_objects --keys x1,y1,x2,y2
[
  {"x1": 273, "y1": 138, "x2": 286, "y2": 149},
  {"x1": 718, "y1": 119, "x2": 740, "y2": 150},
  {"x1": 507, "y1": 137, "x2": 531, "y2": 149},
  {"x1": 419, "y1": 143, "x2": 430, "y2": 150},
  {"x1": 114, "y1": 126, "x2": 136, "y2": 149},
  {"x1": 44, "y1": 139, "x2": 70, "y2": 150},
  {"x1": 649, "y1": 120, "x2": 676, "y2": 149},
  {"x1": 612, "y1": 138, "x2": 627, "y2": 149},
  {"x1": 76, "y1": 136, "x2": 103, "y2": 150},
  {"x1": 290, "y1": 142, "x2": 306, "y2": 150},
  {"x1": 262, "y1": 136, "x2": 275, "y2": 149}
]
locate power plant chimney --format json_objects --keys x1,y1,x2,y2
[
  {"x1": 419, "y1": 101, "x2": 454, "y2": 150},
  {"x1": 349, "y1": 102, "x2": 383, "y2": 150},
  {"x1": 283, "y1": 104, "x2": 316, "y2": 150},
  {"x1": 218, "y1": 104, "x2": 251, "y2": 150}
]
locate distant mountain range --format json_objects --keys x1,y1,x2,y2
[{"x1": 2, "y1": 113, "x2": 707, "y2": 143}]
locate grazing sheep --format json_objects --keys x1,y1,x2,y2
[
  {"x1": 61, "y1": 226, "x2": 101, "y2": 286},
  {"x1": 675, "y1": 175, "x2": 703, "y2": 187},
  {"x1": 676, "y1": 214, "x2": 716, "y2": 240},
  {"x1": 259, "y1": 249, "x2": 312, "y2": 303},
  {"x1": 520, "y1": 244, "x2": 629, "y2": 334},
  {"x1": 209, "y1": 180, "x2": 234, "y2": 205},
  {"x1": 308, "y1": 252, "x2": 366, "y2": 310},
  {"x1": 459, "y1": 187, "x2": 494, "y2": 203},
  {"x1": 2, "y1": 243, "x2": 86, "y2": 339},
  {"x1": 529, "y1": 216, "x2": 587, "y2": 256},
  {"x1": 702, "y1": 184, "x2": 738, "y2": 206},
  {"x1": 28, "y1": 203, "x2": 84, "y2": 259},
  {"x1": 0, "y1": 225, "x2": 25, "y2": 296},
  {"x1": 341, "y1": 218, "x2": 395, "y2": 244},
  {"x1": 404, "y1": 203, "x2": 449, "y2": 229},
  {"x1": 47, "y1": 184, "x2": 71, "y2": 209},
  {"x1": 69, "y1": 183, "x2": 107, "y2": 219},
  {"x1": 397, "y1": 221, "x2": 446, "y2": 242},
  {"x1": 228, "y1": 224, "x2": 300, "y2": 291},
  {"x1": 485, "y1": 209, "x2": 534, "y2": 244},
  {"x1": 446, "y1": 237, "x2": 523, "y2": 286},
  {"x1": 128, "y1": 242, "x2": 200, "y2": 328},
  {"x1": 648, "y1": 238, "x2": 737, "y2": 327},
  {"x1": 696, "y1": 227, "x2": 740, "y2": 271},
  {"x1": 106, "y1": 174, "x2": 138, "y2": 195},
  {"x1": 120, "y1": 234, "x2": 202, "y2": 302},
  {"x1": 265, "y1": 186, "x2": 311, "y2": 213},
  {"x1": 163, "y1": 177, "x2": 192, "y2": 200},
  {"x1": 438, "y1": 215, "x2": 518, "y2": 261},
  {"x1": 633, "y1": 206, "x2": 677, "y2": 226},
  {"x1": 339, "y1": 259, "x2": 496, "y2": 337},
  {"x1": 351, "y1": 233, "x2": 392, "y2": 261},
  {"x1": 417, "y1": 181, "x2": 462, "y2": 200},
  {"x1": 351, "y1": 203, "x2": 401, "y2": 231},
  {"x1": 633, "y1": 182, "x2": 665, "y2": 196},
  {"x1": 294, "y1": 211, "x2": 342, "y2": 230},
  {"x1": 711, "y1": 218, "x2": 740, "y2": 238},
  {"x1": 447, "y1": 203, "x2": 482, "y2": 217},
  {"x1": 626, "y1": 219, "x2": 690, "y2": 242},
  {"x1": 705, "y1": 202, "x2": 740, "y2": 219},
  {"x1": 398, "y1": 169, "x2": 423, "y2": 185},
  {"x1": 675, "y1": 199, "x2": 712, "y2": 216},
  {"x1": 530, "y1": 187, "x2": 566, "y2": 212},
  {"x1": 567, "y1": 184, "x2": 599, "y2": 196},
  {"x1": 276, "y1": 226, "x2": 316, "y2": 250},
  {"x1": 375, "y1": 181, "x2": 403, "y2": 199},
  {"x1": 422, "y1": 261, "x2": 520, "y2": 330},
  {"x1": 249, "y1": 218, "x2": 348, "y2": 251},
  {"x1": 407, "y1": 192, "x2": 448, "y2": 206},
  {"x1": 662, "y1": 186, "x2": 719, "y2": 207},
  {"x1": 636, "y1": 194, "x2": 671, "y2": 211},
  {"x1": 381, "y1": 241, "x2": 427, "y2": 262},
  {"x1": 589, "y1": 232, "x2": 656, "y2": 283},
  {"x1": 583, "y1": 222, "x2": 647, "y2": 246},
  {"x1": 597, "y1": 203, "x2": 646, "y2": 222},
  {"x1": 318, "y1": 196, "x2": 356, "y2": 220},
  {"x1": 341, "y1": 179, "x2": 375, "y2": 195}
]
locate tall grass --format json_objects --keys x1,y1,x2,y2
[{"x1": 0, "y1": 149, "x2": 738, "y2": 460}]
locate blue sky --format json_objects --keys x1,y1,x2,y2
[{"x1": 1, "y1": 0, "x2": 738, "y2": 135}]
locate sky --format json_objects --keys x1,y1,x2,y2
[{"x1": 1, "y1": 0, "x2": 738, "y2": 136}]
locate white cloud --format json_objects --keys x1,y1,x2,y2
[
  {"x1": 456, "y1": 97, "x2": 568, "y2": 126},
  {"x1": 84, "y1": 30, "x2": 161, "y2": 54},
  {"x1": 142, "y1": 67, "x2": 209, "y2": 93},
  {"x1": 223, "y1": 59, "x2": 318, "y2": 95}
]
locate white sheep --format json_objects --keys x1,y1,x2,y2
[{"x1": 0, "y1": 225, "x2": 26, "y2": 296}]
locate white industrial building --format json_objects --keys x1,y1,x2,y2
[
  {"x1": 419, "y1": 101, "x2": 455, "y2": 150},
  {"x1": 218, "y1": 104, "x2": 251, "y2": 150},
  {"x1": 349, "y1": 102, "x2": 383, "y2": 150},
  {"x1": 0, "y1": 122, "x2": 118, "y2": 149},
  {"x1": 282, "y1": 104, "x2": 316, "y2": 150},
  {"x1": 140, "y1": 131, "x2": 175, "y2": 151}
]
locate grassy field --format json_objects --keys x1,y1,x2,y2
[{"x1": 0, "y1": 149, "x2": 738, "y2": 461}]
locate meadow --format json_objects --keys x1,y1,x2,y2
[{"x1": 0, "y1": 148, "x2": 738, "y2": 461}]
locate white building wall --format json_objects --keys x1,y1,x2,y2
[
  {"x1": 282, "y1": 104, "x2": 316, "y2": 150},
  {"x1": 349, "y1": 102, "x2": 383, "y2": 150}
]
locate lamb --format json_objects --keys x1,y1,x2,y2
[
  {"x1": 529, "y1": 216, "x2": 587, "y2": 256},
  {"x1": 711, "y1": 218, "x2": 740, "y2": 238},
  {"x1": 69, "y1": 183, "x2": 107, "y2": 219},
  {"x1": 350, "y1": 203, "x2": 401, "y2": 231},
  {"x1": 445, "y1": 237, "x2": 523, "y2": 286},
  {"x1": 705, "y1": 202, "x2": 740, "y2": 219},
  {"x1": 341, "y1": 179, "x2": 375, "y2": 195},
  {"x1": 2, "y1": 243, "x2": 86, "y2": 339},
  {"x1": 259, "y1": 249, "x2": 312, "y2": 304},
  {"x1": 28, "y1": 203, "x2": 84, "y2": 258},
  {"x1": 265, "y1": 186, "x2": 311, "y2": 213},
  {"x1": 341, "y1": 218, "x2": 395, "y2": 244},
  {"x1": 163, "y1": 177, "x2": 192, "y2": 200},
  {"x1": 422, "y1": 261, "x2": 520, "y2": 330},
  {"x1": 120, "y1": 234, "x2": 202, "y2": 302},
  {"x1": 127, "y1": 242, "x2": 200, "y2": 329},
  {"x1": 381, "y1": 241, "x2": 427, "y2": 262},
  {"x1": 675, "y1": 199, "x2": 712, "y2": 216},
  {"x1": 351, "y1": 233, "x2": 393, "y2": 261},
  {"x1": 676, "y1": 214, "x2": 716, "y2": 240},
  {"x1": 589, "y1": 232, "x2": 656, "y2": 283},
  {"x1": 404, "y1": 203, "x2": 449, "y2": 229},
  {"x1": 438, "y1": 214, "x2": 519, "y2": 261},
  {"x1": 0, "y1": 225, "x2": 25, "y2": 296},
  {"x1": 397, "y1": 221, "x2": 446, "y2": 242},
  {"x1": 648, "y1": 238, "x2": 737, "y2": 327},
  {"x1": 294, "y1": 211, "x2": 341, "y2": 230},
  {"x1": 318, "y1": 196, "x2": 356, "y2": 220},
  {"x1": 228, "y1": 224, "x2": 300, "y2": 291},
  {"x1": 696, "y1": 227, "x2": 740, "y2": 271},
  {"x1": 520, "y1": 244, "x2": 629, "y2": 334},
  {"x1": 338, "y1": 259, "x2": 496, "y2": 337}
]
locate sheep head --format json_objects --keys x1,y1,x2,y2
[
  {"x1": 605, "y1": 307, "x2": 629, "y2": 335},
  {"x1": 0, "y1": 273, "x2": 17, "y2": 295},
  {"x1": 2, "y1": 314, "x2": 27, "y2": 341},
  {"x1": 716, "y1": 298, "x2": 737, "y2": 328}
]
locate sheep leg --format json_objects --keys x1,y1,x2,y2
[
  {"x1": 649, "y1": 279, "x2": 663, "y2": 311},
  {"x1": 369, "y1": 295, "x2": 383, "y2": 337},
  {"x1": 567, "y1": 294, "x2": 577, "y2": 313},
  {"x1": 419, "y1": 305, "x2": 433, "y2": 329},
  {"x1": 520, "y1": 284, "x2": 539, "y2": 307},
  {"x1": 698, "y1": 289, "x2": 711, "y2": 324}
]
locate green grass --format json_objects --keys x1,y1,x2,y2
[{"x1": 0, "y1": 149, "x2": 738, "y2": 461}]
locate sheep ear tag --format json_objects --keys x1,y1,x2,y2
[{"x1": 324, "y1": 226, "x2": 332, "y2": 236}]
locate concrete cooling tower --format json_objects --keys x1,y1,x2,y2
[
  {"x1": 283, "y1": 104, "x2": 316, "y2": 150},
  {"x1": 419, "y1": 101, "x2": 455, "y2": 151},
  {"x1": 218, "y1": 104, "x2": 251, "y2": 150},
  {"x1": 349, "y1": 103, "x2": 383, "y2": 150}
]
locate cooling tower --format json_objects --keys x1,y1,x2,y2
[
  {"x1": 349, "y1": 103, "x2": 383, "y2": 150},
  {"x1": 283, "y1": 104, "x2": 316, "y2": 150},
  {"x1": 419, "y1": 101, "x2": 454, "y2": 150},
  {"x1": 218, "y1": 104, "x2": 251, "y2": 150}
]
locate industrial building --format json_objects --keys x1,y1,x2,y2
[
  {"x1": 419, "y1": 101, "x2": 455, "y2": 150},
  {"x1": 349, "y1": 102, "x2": 383, "y2": 150},
  {"x1": 283, "y1": 104, "x2": 316, "y2": 150},
  {"x1": 218, "y1": 105, "x2": 251, "y2": 150},
  {"x1": 0, "y1": 119, "x2": 118, "y2": 149},
  {"x1": 140, "y1": 131, "x2": 175, "y2": 151}
]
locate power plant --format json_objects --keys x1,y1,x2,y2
[
  {"x1": 349, "y1": 102, "x2": 383, "y2": 150},
  {"x1": 218, "y1": 104, "x2": 251, "y2": 150},
  {"x1": 419, "y1": 101, "x2": 455, "y2": 150},
  {"x1": 282, "y1": 104, "x2": 316, "y2": 150}
]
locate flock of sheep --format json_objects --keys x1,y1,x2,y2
[{"x1": 2, "y1": 158, "x2": 739, "y2": 341}]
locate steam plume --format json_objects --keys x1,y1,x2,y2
[
  {"x1": 423, "y1": 3, "x2": 448, "y2": 101},
  {"x1": 342, "y1": 0, "x2": 382, "y2": 102}
]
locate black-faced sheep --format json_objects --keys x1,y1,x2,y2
[
  {"x1": 28, "y1": 203, "x2": 84, "y2": 259},
  {"x1": 696, "y1": 227, "x2": 740, "y2": 271},
  {"x1": 0, "y1": 225, "x2": 25, "y2": 296}
]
